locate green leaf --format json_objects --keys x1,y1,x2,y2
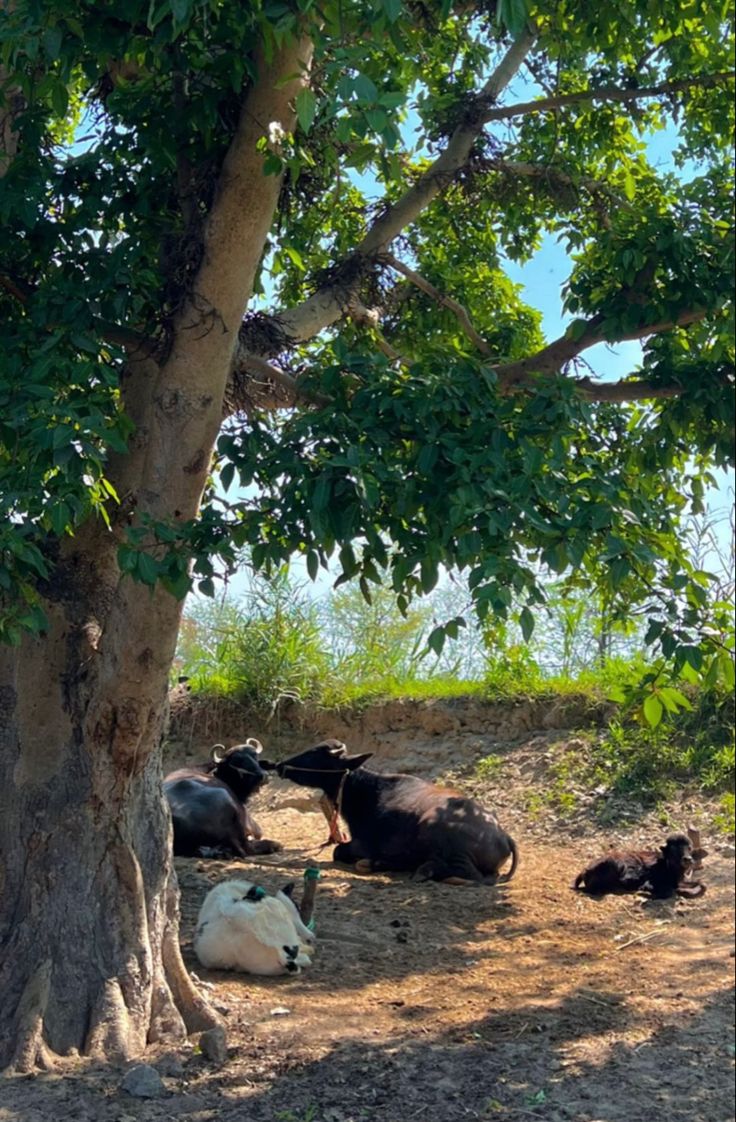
[
  {"x1": 312, "y1": 474, "x2": 331, "y2": 511},
  {"x1": 420, "y1": 558, "x2": 438, "y2": 593},
  {"x1": 118, "y1": 546, "x2": 138, "y2": 574},
  {"x1": 262, "y1": 152, "x2": 284, "y2": 176},
  {"x1": 643, "y1": 694, "x2": 663, "y2": 728},
  {"x1": 622, "y1": 170, "x2": 636, "y2": 202},
  {"x1": 50, "y1": 501, "x2": 71, "y2": 537},
  {"x1": 43, "y1": 26, "x2": 63, "y2": 60},
  {"x1": 136, "y1": 553, "x2": 159, "y2": 586},
  {"x1": 519, "y1": 606, "x2": 535, "y2": 642},
  {"x1": 161, "y1": 569, "x2": 192, "y2": 600},
  {"x1": 679, "y1": 661, "x2": 701, "y2": 685},
  {"x1": 662, "y1": 686, "x2": 692, "y2": 711},
  {"x1": 171, "y1": 0, "x2": 193, "y2": 25},
  {"x1": 295, "y1": 88, "x2": 317, "y2": 134},
  {"x1": 220, "y1": 462, "x2": 236, "y2": 492},
  {"x1": 497, "y1": 0, "x2": 529, "y2": 37},
  {"x1": 352, "y1": 74, "x2": 378, "y2": 103},
  {"x1": 718, "y1": 653, "x2": 735, "y2": 690},
  {"x1": 283, "y1": 245, "x2": 306, "y2": 272},
  {"x1": 306, "y1": 550, "x2": 320, "y2": 581},
  {"x1": 359, "y1": 575, "x2": 373, "y2": 603},
  {"x1": 427, "y1": 625, "x2": 446, "y2": 656},
  {"x1": 50, "y1": 79, "x2": 69, "y2": 118},
  {"x1": 417, "y1": 444, "x2": 438, "y2": 473}
]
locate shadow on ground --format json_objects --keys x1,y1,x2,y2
[{"x1": 190, "y1": 985, "x2": 736, "y2": 1122}]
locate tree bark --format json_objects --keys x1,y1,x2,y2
[{"x1": 0, "y1": 545, "x2": 219, "y2": 1072}]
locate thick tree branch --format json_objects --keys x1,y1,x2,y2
[
  {"x1": 273, "y1": 27, "x2": 537, "y2": 346},
  {"x1": 241, "y1": 353, "x2": 300, "y2": 399},
  {"x1": 226, "y1": 57, "x2": 731, "y2": 413},
  {"x1": 0, "y1": 64, "x2": 21, "y2": 179},
  {"x1": 175, "y1": 38, "x2": 314, "y2": 357},
  {"x1": 240, "y1": 353, "x2": 329, "y2": 407},
  {"x1": 492, "y1": 307, "x2": 708, "y2": 387},
  {"x1": 110, "y1": 33, "x2": 315, "y2": 499},
  {"x1": 357, "y1": 28, "x2": 538, "y2": 256},
  {"x1": 384, "y1": 254, "x2": 493, "y2": 356},
  {"x1": 479, "y1": 71, "x2": 735, "y2": 125},
  {"x1": 486, "y1": 158, "x2": 634, "y2": 212},
  {"x1": 269, "y1": 69, "x2": 731, "y2": 350},
  {"x1": 572, "y1": 377, "x2": 704, "y2": 403}
]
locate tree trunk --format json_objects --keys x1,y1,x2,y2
[
  {"x1": 0, "y1": 543, "x2": 219, "y2": 1072},
  {"x1": 0, "y1": 32, "x2": 313, "y2": 1072}
]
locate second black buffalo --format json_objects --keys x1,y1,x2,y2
[{"x1": 264, "y1": 739, "x2": 517, "y2": 885}]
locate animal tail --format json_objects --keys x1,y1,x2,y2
[{"x1": 498, "y1": 837, "x2": 518, "y2": 883}]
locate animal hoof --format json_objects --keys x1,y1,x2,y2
[{"x1": 354, "y1": 859, "x2": 373, "y2": 874}]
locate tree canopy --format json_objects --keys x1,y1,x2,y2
[{"x1": 1, "y1": 0, "x2": 734, "y2": 681}]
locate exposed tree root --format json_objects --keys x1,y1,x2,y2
[
  {"x1": 84, "y1": 977, "x2": 144, "y2": 1062},
  {"x1": 160, "y1": 877, "x2": 223, "y2": 1036},
  {"x1": 9, "y1": 959, "x2": 52, "y2": 1074},
  {"x1": 1, "y1": 873, "x2": 221, "y2": 1072}
]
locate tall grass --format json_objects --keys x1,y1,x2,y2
[{"x1": 175, "y1": 570, "x2": 330, "y2": 716}]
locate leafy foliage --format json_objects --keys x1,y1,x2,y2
[
  {"x1": 591, "y1": 684, "x2": 735, "y2": 800},
  {"x1": 1, "y1": 0, "x2": 734, "y2": 704}
]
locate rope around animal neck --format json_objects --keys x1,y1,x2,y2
[
  {"x1": 328, "y1": 770, "x2": 349, "y2": 845},
  {"x1": 278, "y1": 764, "x2": 350, "y2": 845}
]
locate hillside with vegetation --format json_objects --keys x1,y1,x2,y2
[{"x1": 171, "y1": 558, "x2": 735, "y2": 835}]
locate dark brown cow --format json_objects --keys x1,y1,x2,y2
[
  {"x1": 262, "y1": 740, "x2": 517, "y2": 885},
  {"x1": 164, "y1": 740, "x2": 282, "y2": 858},
  {"x1": 573, "y1": 833, "x2": 705, "y2": 899}
]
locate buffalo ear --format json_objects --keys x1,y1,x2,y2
[
  {"x1": 281, "y1": 882, "x2": 295, "y2": 899},
  {"x1": 346, "y1": 752, "x2": 373, "y2": 770}
]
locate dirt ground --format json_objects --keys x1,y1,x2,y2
[{"x1": 1, "y1": 731, "x2": 734, "y2": 1122}]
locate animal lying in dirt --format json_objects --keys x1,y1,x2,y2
[
  {"x1": 573, "y1": 833, "x2": 706, "y2": 898},
  {"x1": 164, "y1": 740, "x2": 282, "y2": 858},
  {"x1": 194, "y1": 879, "x2": 315, "y2": 975},
  {"x1": 262, "y1": 739, "x2": 518, "y2": 886}
]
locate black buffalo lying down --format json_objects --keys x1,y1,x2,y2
[
  {"x1": 164, "y1": 740, "x2": 282, "y2": 859},
  {"x1": 263, "y1": 740, "x2": 518, "y2": 885},
  {"x1": 573, "y1": 833, "x2": 705, "y2": 899}
]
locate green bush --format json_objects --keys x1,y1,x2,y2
[
  {"x1": 713, "y1": 793, "x2": 735, "y2": 836},
  {"x1": 589, "y1": 686, "x2": 735, "y2": 800}
]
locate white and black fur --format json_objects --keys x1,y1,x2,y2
[{"x1": 194, "y1": 878, "x2": 315, "y2": 976}]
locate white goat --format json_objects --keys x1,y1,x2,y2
[{"x1": 193, "y1": 879, "x2": 315, "y2": 976}]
